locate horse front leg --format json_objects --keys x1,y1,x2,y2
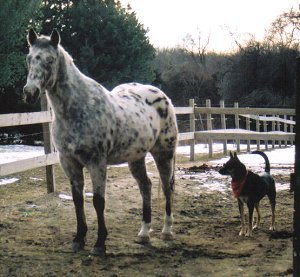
[
  {"x1": 88, "y1": 162, "x2": 108, "y2": 256},
  {"x1": 60, "y1": 155, "x2": 87, "y2": 252},
  {"x1": 129, "y1": 158, "x2": 152, "y2": 243}
]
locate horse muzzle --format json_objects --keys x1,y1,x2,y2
[{"x1": 23, "y1": 84, "x2": 41, "y2": 104}]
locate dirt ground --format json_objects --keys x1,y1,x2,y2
[{"x1": 0, "y1": 153, "x2": 295, "y2": 277}]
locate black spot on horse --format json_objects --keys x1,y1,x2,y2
[
  {"x1": 157, "y1": 107, "x2": 168, "y2": 119},
  {"x1": 121, "y1": 95, "x2": 131, "y2": 100},
  {"x1": 75, "y1": 147, "x2": 97, "y2": 163},
  {"x1": 107, "y1": 140, "x2": 111, "y2": 151},
  {"x1": 138, "y1": 148, "x2": 147, "y2": 154},
  {"x1": 129, "y1": 91, "x2": 142, "y2": 102},
  {"x1": 149, "y1": 89, "x2": 159, "y2": 94},
  {"x1": 145, "y1": 97, "x2": 166, "y2": 106},
  {"x1": 152, "y1": 129, "x2": 158, "y2": 137},
  {"x1": 98, "y1": 142, "x2": 104, "y2": 153}
]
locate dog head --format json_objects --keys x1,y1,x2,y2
[{"x1": 219, "y1": 152, "x2": 243, "y2": 177}]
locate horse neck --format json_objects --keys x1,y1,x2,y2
[{"x1": 46, "y1": 47, "x2": 102, "y2": 117}]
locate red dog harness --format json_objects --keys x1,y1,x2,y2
[{"x1": 231, "y1": 171, "x2": 248, "y2": 198}]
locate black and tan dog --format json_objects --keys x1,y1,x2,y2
[{"x1": 219, "y1": 151, "x2": 276, "y2": 236}]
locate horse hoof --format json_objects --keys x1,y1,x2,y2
[
  {"x1": 90, "y1": 247, "x2": 106, "y2": 257},
  {"x1": 136, "y1": 235, "x2": 150, "y2": 244},
  {"x1": 162, "y1": 232, "x2": 173, "y2": 241},
  {"x1": 72, "y1": 241, "x2": 85, "y2": 252}
]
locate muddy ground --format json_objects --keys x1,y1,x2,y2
[{"x1": 0, "y1": 153, "x2": 295, "y2": 276}]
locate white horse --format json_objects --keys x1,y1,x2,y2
[{"x1": 23, "y1": 29, "x2": 178, "y2": 256}]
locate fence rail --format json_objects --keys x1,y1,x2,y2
[{"x1": 0, "y1": 98, "x2": 296, "y2": 192}]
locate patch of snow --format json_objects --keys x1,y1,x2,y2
[
  {"x1": 58, "y1": 193, "x2": 73, "y2": 200},
  {"x1": 0, "y1": 145, "x2": 44, "y2": 164},
  {"x1": 30, "y1": 177, "x2": 43, "y2": 181},
  {"x1": 177, "y1": 144, "x2": 294, "y2": 193},
  {"x1": 58, "y1": 192, "x2": 94, "y2": 201},
  {"x1": 210, "y1": 146, "x2": 295, "y2": 167},
  {"x1": 0, "y1": 178, "x2": 19, "y2": 186}
]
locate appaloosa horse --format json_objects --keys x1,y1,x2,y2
[{"x1": 23, "y1": 29, "x2": 178, "y2": 256}]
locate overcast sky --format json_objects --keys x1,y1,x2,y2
[{"x1": 120, "y1": 0, "x2": 299, "y2": 53}]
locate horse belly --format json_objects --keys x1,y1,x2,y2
[{"x1": 107, "y1": 122, "x2": 158, "y2": 164}]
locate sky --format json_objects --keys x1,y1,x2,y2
[{"x1": 120, "y1": 0, "x2": 299, "y2": 53}]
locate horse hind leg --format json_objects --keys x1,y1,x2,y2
[
  {"x1": 152, "y1": 150, "x2": 175, "y2": 241},
  {"x1": 129, "y1": 158, "x2": 152, "y2": 243}
]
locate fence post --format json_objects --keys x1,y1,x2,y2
[
  {"x1": 40, "y1": 94, "x2": 56, "y2": 193},
  {"x1": 256, "y1": 116, "x2": 260, "y2": 150},
  {"x1": 234, "y1": 102, "x2": 240, "y2": 152},
  {"x1": 277, "y1": 115, "x2": 281, "y2": 148},
  {"x1": 263, "y1": 115, "x2": 268, "y2": 150},
  {"x1": 284, "y1": 115, "x2": 288, "y2": 147},
  {"x1": 220, "y1": 100, "x2": 227, "y2": 155},
  {"x1": 272, "y1": 115, "x2": 276, "y2": 148},
  {"x1": 291, "y1": 116, "x2": 295, "y2": 145},
  {"x1": 206, "y1": 99, "x2": 213, "y2": 157},
  {"x1": 189, "y1": 99, "x2": 195, "y2": 161},
  {"x1": 246, "y1": 116, "x2": 251, "y2": 152},
  {"x1": 293, "y1": 55, "x2": 300, "y2": 277}
]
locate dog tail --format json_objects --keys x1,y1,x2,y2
[{"x1": 251, "y1": 151, "x2": 270, "y2": 173}]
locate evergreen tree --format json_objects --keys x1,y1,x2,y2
[
  {"x1": 0, "y1": 0, "x2": 41, "y2": 113},
  {"x1": 38, "y1": 0, "x2": 155, "y2": 88}
]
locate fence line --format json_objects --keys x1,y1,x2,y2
[
  {"x1": 175, "y1": 99, "x2": 295, "y2": 160},
  {"x1": 0, "y1": 98, "x2": 296, "y2": 192}
]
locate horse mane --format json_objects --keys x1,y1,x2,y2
[{"x1": 58, "y1": 44, "x2": 74, "y2": 66}]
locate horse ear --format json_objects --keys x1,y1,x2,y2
[
  {"x1": 50, "y1": 29, "x2": 60, "y2": 47},
  {"x1": 28, "y1": 29, "x2": 37, "y2": 46},
  {"x1": 234, "y1": 152, "x2": 237, "y2": 158},
  {"x1": 230, "y1": 152, "x2": 233, "y2": 158}
]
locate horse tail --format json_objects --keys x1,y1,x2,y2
[{"x1": 251, "y1": 150, "x2": 271, "y2": 173}]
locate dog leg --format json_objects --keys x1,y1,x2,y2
[
  {"x1": 253, "y1": 203, "x2": 261, "y2": 230},
  {"x1": 269, "y1": 202, "x2": 276, "y2": 231},
  {"x1": 238, "y1": 199, "x2": 246, "y2": 236},
  {"x1": 268, "y1": 194, "x2": 276, "y2": 231},
  {"x1": 246, "y1": 203, "x2": 255, "y2": 237}
]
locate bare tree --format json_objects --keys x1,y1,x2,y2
[
  {"x1": 264, "y1": 7, "x2": 300, "y2": 49},
  {"x1": 182, "y1": 28, "x2": 210, "y2": 71}
]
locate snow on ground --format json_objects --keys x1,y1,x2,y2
[
  {"x1": 0, "y1": 145, "x2": 44, "y2": 164},
  {"x1": 177, "y1": 144, "x2": 294, "y2": 193},
  {"x1": 0, "y1": 144, "x2": 295, "y2": 194}
]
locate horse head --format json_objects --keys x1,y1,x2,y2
[{"x1": 23, "y1": 29, "x2": 61, "y2": 104}]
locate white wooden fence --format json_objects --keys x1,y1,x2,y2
[
  {"x1": 0, "y1": 98, "x2": 295, "y2": 192},
  {"x1": 177, "y1": 99, "x2": 295, "y2": 160}
]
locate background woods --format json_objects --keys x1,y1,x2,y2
[{"x1": 0, "y1": 1, "x2": 299, "y2": 144}]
